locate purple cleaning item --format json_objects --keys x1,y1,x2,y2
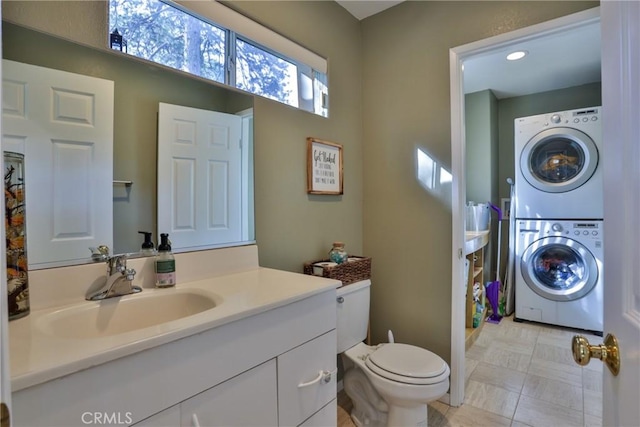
[
  {"x1": 486, "y1": 202, "x2": 503, "y2": 324},
  {"x1": 485, "y1": 280, "x2": 502, "y2": 323}
]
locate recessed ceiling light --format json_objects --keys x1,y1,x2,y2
[{"x1": 506, "y1": 50, "x2": 528, "y2": 61}]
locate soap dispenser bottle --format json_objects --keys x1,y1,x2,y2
[
  {"x1": 138, "y1": 231, "x2": 156, "y2": 256},
  {"x1": 155, "y1": 233, "x2": 176, "y2": 288}
]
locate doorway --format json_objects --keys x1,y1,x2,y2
[{"x1": 448, "y1": 7, "x2": 602, "y2": 407}]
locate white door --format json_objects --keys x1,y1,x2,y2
[
  {"x1": 2, "y1": 60, "x2": 114, "y2": 269},
  {"x1": 599, "y1": 1, "x2": 640, "y2": 425},
  {"x1": 157, "y1": 103, "x2": 242, "y2": 251}
]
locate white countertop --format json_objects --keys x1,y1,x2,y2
[
  {"x1": 9, "y1": 267, "x2": 340, "y2": 391},
  {"x1": 465, "y1": 230, "x2": 490, "y2": 255}
]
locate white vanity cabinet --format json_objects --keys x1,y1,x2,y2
[
  {"x1": 12, "y1": 288, "x2": 337, "y2": 427},
  {"x1": 277, "y1": 329, "x2": 337, "y2": 426},
  {"x1": 135, "y1": 362, "x2": 278, "y2": 427},
  {"x1": 133, "y1": 405, "x2": 180, "y2": 426},
  {"x1": 178, "y1": 360, "x2": 278, "y2": 427}
]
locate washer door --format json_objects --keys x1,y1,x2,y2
[
  {"x1": 520, "y1": 236, "x2": 598, "y2": 301},
  {"x1": 520, "y1": 127, "x2": 599, "y2": 193}
]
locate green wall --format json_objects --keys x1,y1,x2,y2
[
  {"x1": 466, "y1": 90, "x2": 499, "y2": 206},
  {"x1": 221, "y1": 1, "x2": 364, "y2": 272},
  {"x1": 465, "y1": 89, "x2": 499, "y2": 285}
]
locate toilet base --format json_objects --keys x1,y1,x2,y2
[
  {"x1": 388, "y1": 404, "x2": 428, "y2": 426},
  {"x1": 343, "y1": 367, "x2": 433, "y2": 427},
  {"x1": 344, "y1": 367, "x2": 388, "y2": 427}
]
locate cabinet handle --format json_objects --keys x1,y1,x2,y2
[
  {"x1": 297, "y1": 369, "x2": 337, "y2": 388},
  {"x1": 191, "y1": 413, "x2": 201, "y2": 427}
]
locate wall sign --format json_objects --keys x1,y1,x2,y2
[{"x1": 307, "y1": 137, "x2": 343, "y2": 195}]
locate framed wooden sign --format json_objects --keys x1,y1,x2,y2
[{"x1": 307, "y1": 137, "x2": 343, "y2": 195}]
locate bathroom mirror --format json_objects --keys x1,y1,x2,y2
[{"x1": 2, "y1": 22, "x2": 255, "y2": 269}]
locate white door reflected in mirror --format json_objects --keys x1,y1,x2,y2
[
  {"x1": 2, "y1": 60, "x2": 114, "y2": 270},
  {"x1": 157, "y1": 103, "x2": 252, "y2": 252}
]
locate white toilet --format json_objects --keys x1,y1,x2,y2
[{"x1": 337, "y1": 280, "x2": 450, "y2": 427}]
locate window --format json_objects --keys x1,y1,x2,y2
[
  {"x1": 109, "y1": 0, "x2": 328, "y2": 116},
  {"x1": 235, "y1": 38, "x2": 298, "y2": 107}
]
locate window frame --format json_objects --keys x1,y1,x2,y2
[{"x1": 109, "y1": 0, "x2": 328, "y2": 116}]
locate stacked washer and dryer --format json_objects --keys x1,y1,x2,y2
[{"x1": 513, "y1": 107, "x2": 603, "y2": 333}]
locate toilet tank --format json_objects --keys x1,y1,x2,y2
[{"x1": 336, "y1": 279, "x2": 371, "y2": 353}]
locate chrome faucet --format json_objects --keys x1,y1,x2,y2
[{"x1": 86, "y1": 254, "x2": 142, "y2": 301}]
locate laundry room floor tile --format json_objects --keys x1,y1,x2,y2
[
  {"x1": 481, "y1": 344, "x2": 533, "y2": 372},
  {"x1": 514, "y1": 394, "x2": 584, "y2": 427},
  {"x1": 464, "y1": 379, "x2": 520, "y2": 419},
  {"x1": 521, "y1": 373, "x2": 583, "y2": 411},
  {"x1": 532, "y1": 341, "x2": 576, "y2": 366},
  {"x1": 528, "y1": 357, "x2": 583, "y2": 386},
  {"x1": 469, "y1": 362, "x2": 526, "y2": 393},
  {"x1": 464, "y1": 357, "x2": 479, "y2": 384},
  {"x1": 445, "y1": 401, "x2": 512, "y2": 427}
]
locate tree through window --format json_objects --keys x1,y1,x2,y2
[{"x1": 109, "y1": 0, "x2": 325, "y2": 114}]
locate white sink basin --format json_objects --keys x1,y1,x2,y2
[{"x1": 37, "y1": 288, "x2": 221, "y2": 339}]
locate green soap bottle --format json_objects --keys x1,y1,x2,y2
[{"x1": 155, "y1": 233, "x2": 176, "y2": 288}]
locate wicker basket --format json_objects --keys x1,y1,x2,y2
[{"x1": 303, "y1": 256, "x2": 371, "y2": 285}]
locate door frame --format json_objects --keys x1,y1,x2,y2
[
  {"x1": 0, "y1": 18, "x2": 12, "y2": 421},
  {"x1": 448, "y1": 7, "x2": 601, "y2": 407}
]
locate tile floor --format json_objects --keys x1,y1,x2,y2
[{"x1": 338, "y1": 316, "x2": 603, "y2": 426}]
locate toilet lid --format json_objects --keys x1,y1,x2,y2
[{"x1": 365, "y1": 343, "x2": 449, "y2": 385}]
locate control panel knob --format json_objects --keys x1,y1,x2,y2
[
  {"x1": 551, "y1": 223, "x2": 563, "y2": 232},
  {"x1": 550, "y1": 114, "x2": 561, "y2": 124}
]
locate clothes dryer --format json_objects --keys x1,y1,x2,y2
[
  {"x1": 515, "y1": 219, "x2": 603, "y2": 333},
  {"x1": 514, "y1": 107, "x2": 602, "y2": 219}
]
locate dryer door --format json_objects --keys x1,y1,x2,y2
[
  {"x1": 520, "y1": 127, "x2": 599, "y2": 193},
  {"x1": 520, "y1": 236, "x2": 598, "y2": 301}
]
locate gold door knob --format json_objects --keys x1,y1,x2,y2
[
  {"x1": 572, "y1": 333, "x2": 620, "y2": 376},
  {"x1": 1, "y1": 402, "x2": 9, "y2": 427}
]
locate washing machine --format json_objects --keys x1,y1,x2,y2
[
  {"x1": 514, "y1": 107, "x2": 602, "y2": 219},
  {"x1": 515, "y1": 219, "x2": 603, "y2": 333}
]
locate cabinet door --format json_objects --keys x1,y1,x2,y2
[
  {"x1": 277, "y1": 330, "x2": 337, "y2": 427},
  {"x1": 134, "y1": 405, "x2": 180, "y2": 427},
  {"x1": 299, "y1": 400, "x2": 336, "y2": 427},
  {"x1": 180, "y1": 360, "x2": 277, "y2": 427}
]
